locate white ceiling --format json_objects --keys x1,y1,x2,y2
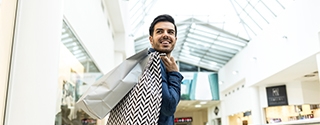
[
  {"x1": 255, "y1": 53, "x2": 319, "y2": 86},
  {"x1": 176, "y1": 100, "x2": 220, "y2": 112}
]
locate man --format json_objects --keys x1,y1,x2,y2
[
  {"x1": 107, "y1": 14, "x2": 183, "y2": 125},
  {"x1": 148, "y1": 14, "x2": 184, "y2": 125}
]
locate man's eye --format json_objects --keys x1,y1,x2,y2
[
  {"x1": 156, "y1": 30, "x2": 162, "y2": 33},
  {"x1": 169, "y1": 31, "x2": 175, "y2": 34}
]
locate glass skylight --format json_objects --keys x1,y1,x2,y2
[{"x1": 128, "y1": 0, "x2": 294, "y2": 71}]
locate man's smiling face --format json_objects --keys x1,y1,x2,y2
[{"x1": 149, "y1": 21, "x2": 177, "y2": 55}]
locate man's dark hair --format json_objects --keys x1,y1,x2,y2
[{"x1": 149, "y1": 14, "x2": 177, "y2": 37}]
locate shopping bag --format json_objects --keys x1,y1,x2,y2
[{"x1": 76, "y1": 48, "x2": 149, "y2": 119}]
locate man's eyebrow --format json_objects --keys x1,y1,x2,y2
[{"x1": 155, "y1": 28, "x2": 174, "y2": 31}]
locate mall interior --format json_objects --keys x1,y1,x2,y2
[{"x1": 1, "y1": 0, "x2": 320, "y2": 125}]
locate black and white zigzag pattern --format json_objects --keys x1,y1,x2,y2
[{"x1": 107, "y1": 52, "x2": 162, "y2": 125}]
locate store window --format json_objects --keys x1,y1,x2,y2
[{"x1": 55, "y1": 20, "x2": 102, "y2": 125}]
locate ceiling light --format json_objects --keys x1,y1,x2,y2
[
  {"x1": 61, "y1": 33, "x2": 69, "y2": 38},
  {"x1": 304, "y1": 74, "x2": 315, "y2": 77},
  {"x1": 72, "y1": 46, "x2": 79, "y2": 51},
  {"x1": 128, "y1": 34, "x2": 134, "y2": 37},
  {"x1": 200, "y1": 101, "x2": 207, "y2": 104},
  {"x1": 195, "y1": 105, "x2": 201, "y2": 108},
  {"x1": 219, "y1": 81, "x2": 224, "y2": 85},
  {"x1": 232, "y1": 71, "x2": 238, "y2": 75},
  {"x1": 252, "y1": 57, "x2": 257, "y2": 61},
  {"x1": 282, "y1": 36, "x2": 288, "y2": 42},
  {"x1": 189, "y1": 28, "x2": 195, "y2": 33},
  {"x1": 210, "y1": 62, "x2": 218, "y2": 66},
  {"x1": 191, "y1": 23, "x2": 196, "y2": 29}
]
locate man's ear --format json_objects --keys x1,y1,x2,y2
[{"x1": 149, "y1": 36, "x2": 153, "y2": 45}]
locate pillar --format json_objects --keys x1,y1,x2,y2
[
  {"x1": 4, "y1": 0, "x2": 63, "y2": 124},
  {"x1": 0, "y1": 0, "x2": 18, "y2": 124},
  {"x1": 250, "y1": 86, "x2": 264, "y2": 124}
]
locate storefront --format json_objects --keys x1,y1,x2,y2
[
  {"x1": 174, "y1": 117, "x2": 193, "y2": 125},
  {"x1": 228, "y1": 111, "x2": 252, "y2": 125},
  {"x1": 265, "y1": 104, "x2": 320, "y2": 124},
  {"x1": 264, "y1": 84, "x2": 320, "y2": 124}
]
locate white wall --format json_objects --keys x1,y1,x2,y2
[
  {"x1": 222, "y1": 86, "x2": 257, "y2": 115},
  {"x1": 4, "y1": 0, "x2": 63, "y2": 124},
  {"x1": 218, "y1": 48, "x2": 248, "y2": 91},
  {"x1": 220, "y1": 87, "x2": 263, "y2": 124},
  {"x1": 219, "y1": 81, "x2": 263, "y2": 124},
  {"x1": 219, "y1": 0, "x2": 320, "y2": 92},
  {"x1": 0, "y1": 0, "x2": 17, "y2": 124},
  {"x1": 286, "y1": 82, "x2": 304, "y2": 105},
  {"x1": 114, "y1": 52, "x2": 124, "y2": 67},
  {"x1": 301, "y1": 81, "x2": 320, "y2": 104},
  {"x1": 104, "y1": 0, "x2": 135, "y2": 61},
  {"x1": 63, "y1": 0, "x2": 114, "y2": 74}
]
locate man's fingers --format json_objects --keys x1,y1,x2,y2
[
  {"x1": 161, "y1": 56, "x2": 176, "y2": 65},
  {"x1": 161, "y1": 56, "x2": 170, "y2": 64},
  {"x1": 160, "y1": 56, "x2": 178, "y2": 72},
  {"x1": 169, "y1": 56, "x2": 175, "y2": 62}
]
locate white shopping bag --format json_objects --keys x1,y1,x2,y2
[{"x1": 76, "y1": 48, "x2": 149, "y2": 119}]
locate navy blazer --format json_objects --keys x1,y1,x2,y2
[{"x1": 149, "y1": 48, "x2": 184, "y2": 125}]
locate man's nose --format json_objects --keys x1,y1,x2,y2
[{"x1": 163, "y1": 31, "x2": 169, "y2": 38}]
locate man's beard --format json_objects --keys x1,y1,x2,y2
[
  {"x1": 155, "y1": 42, "x2": 174, "y2": 54},
  {"x1": 154, "y1": 47, "x2": 172, "y2": 54},
  {"x1": 156, "y1": 49, "x2": 172, "y2": 54}
]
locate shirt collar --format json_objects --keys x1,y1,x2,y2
[{"x1": 148, "y1": 48, "x2": 156, "y2": 53}]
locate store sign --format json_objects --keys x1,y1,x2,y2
[
  {"x1": 243, "y1": 111, "x2": 251, "y2": 117},
  {"x1": 266, "y1": 85, "x2": 288, "y2": 106},
  {"x1": 174, "y1": 117, "x2": 192, "y2": 123}
]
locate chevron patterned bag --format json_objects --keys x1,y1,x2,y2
[{"x1": 107, "y1": 51, "x2": 162, "y2": 125}]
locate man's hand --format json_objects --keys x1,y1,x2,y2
[{"x1": 160, "y1": 55, "x2": 179, "y2": 72}]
